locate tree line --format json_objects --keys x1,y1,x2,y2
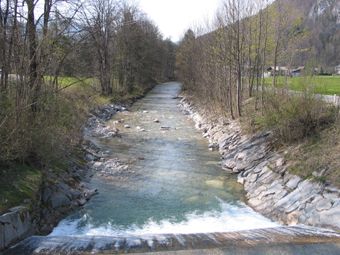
[
  {"x1": 176, "y1": 0, "x2": 312, "y2": 119},
  {"x1": 0, "y1": 0, "x2": 175, "y2": 165}
]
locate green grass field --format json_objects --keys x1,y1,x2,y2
[
  {"x1": 44, "y1": 76, "x2": 150, "y2": 104},
  {"x1": 264, "y1": 76, "x2": 340, "y2": 95},
  {"x1": 44, "y1": 76, "x2": 95, "y2": 89}
]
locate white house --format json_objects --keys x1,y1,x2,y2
[{"x1": 335, "y1": 65, "x2": 340, "y2": 75}]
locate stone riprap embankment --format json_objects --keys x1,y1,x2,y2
[
  {"x1": 0, "y1": 104, "x2": 127, "y2": 251},
  {"x1": 0, "y1": 207, "x2": 32, "y2": 251},
  {"x1": 0, "y1": 169, "x2": 97, "y2": 251},
  {"x1": 179, "y1": 97, "x2": 340, "y2": 231}
]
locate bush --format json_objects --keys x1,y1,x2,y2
[
  {"x1": 256, "y1": 92, "x2": 338, "y2": 143},
  {"x1": 0, "y1": 83, "x2": 88, "y2": 166}
]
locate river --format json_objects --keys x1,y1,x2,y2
[{"x1": 50, "y1": 82, "x2": 277, "y2": 237}]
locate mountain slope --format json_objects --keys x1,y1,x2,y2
[{"x1": 278, "y1": 0, "x2": 340, "y2": 69}]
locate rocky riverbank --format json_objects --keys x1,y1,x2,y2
[
  {"x1": 179, "y1": 97, "x2": 340, "y2": 231},
  {"x1": 0, "y1": 104, "x2": 128, "y2": 251},
  {"x1": 0, "y1": 161, "x2": 97, "y2": 251},
  {"x1": 83, "y1": 104, "x2": 136, "y2": 182}
]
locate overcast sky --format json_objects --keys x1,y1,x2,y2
[{"x1": 138, "y1": 0, "x2": 221, "y2": 42}]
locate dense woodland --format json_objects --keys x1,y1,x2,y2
[{"x1": 0, "y1": 0, "x2": 175, "y2": 167}]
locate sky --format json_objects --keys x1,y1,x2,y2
[{"x1": 138, "y1": 0, "x2": 221, "y2": 42}]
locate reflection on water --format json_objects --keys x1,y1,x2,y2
[{"x1": 51, "y1": 82, "x2": 277, "y2": 236}]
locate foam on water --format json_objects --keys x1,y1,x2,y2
[{"x1": 50, "y1": 199, "x2": 278, "y2": 237}]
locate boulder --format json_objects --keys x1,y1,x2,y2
[
  {"x1": 0, "y1": 207, "x2": 32, "y2": 251},
  {"x1": 276, "y1": 158, "x2": 286, "y2": 167},
  {"x1": 51, "y1": 192, "x2": 71, "y2": 209},
  {"x1": 237, "y1": 174, "x2": 245, "y2": 185},
  {"x1": 315, "y1": 199, "x2": 333, "y2": 212},
  {"x1": 285, "y1": 175, "x2": 302, "y2": 190},
  {"x1": 208, "y1": 143, "x2": 219, "y2": 151},
  {"x1": 318, "y1": 206, "x2": 340, "y2": 230}
]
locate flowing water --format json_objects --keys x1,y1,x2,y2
[{"x1": 50, "y1": 82, "x2": 278, "y2": 237}]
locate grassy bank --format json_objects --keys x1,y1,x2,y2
[
  {"x1": 264, "y1": 75, "x2": 340, "y2": 95},
  {"x1": 285, "y1": 120, "x2": 340, "y2": 186},
  {"x1": 0, "y1": 163, "x2": 42, "y2": 213},
  {"x1": 240, "y1": 91, "x2": 340, "y2": 187}
]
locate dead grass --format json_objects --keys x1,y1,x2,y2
[
  {"x1": 239, "y1": 93, "x2": 340, "y2": 187},
  {"x1": 285, "y1": 119, "x2": 340, "y2": 187}
]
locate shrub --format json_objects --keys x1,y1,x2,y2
[
  {"x1": 256, "y1": 92, "x2": 338, "y2": 143},
  {"x1": 0, "y1": 83, "x2": 88, "y2": 166}
]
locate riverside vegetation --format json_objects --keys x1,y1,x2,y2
[
  {"x1": 176, "y1": 0, "x2": 340, "y2": 187},
  {"x1": 0, "y1": 0, "x2": 175, "y2": 214}
]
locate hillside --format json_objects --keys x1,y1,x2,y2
[{"x1": 277, "y1": 0, "x2": 340, "y2": 70}]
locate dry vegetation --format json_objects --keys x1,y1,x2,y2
[
  {"x1": 176, "y1": 0, "x2": 340, "y2": 186},
  {"x1": 285, "y1": 119, "x2": 340, "y2": 187},
  {"x1": 0, "y1": 0, "x2": 175, "y2": 212}
]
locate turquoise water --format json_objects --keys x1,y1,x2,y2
[{"x1": 50, "y1": 82, "x2": 277, "y2": 236}]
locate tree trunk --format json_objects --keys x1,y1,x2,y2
[{"x1": 26, "y1": 0, "x2": 39, "y2": 111}]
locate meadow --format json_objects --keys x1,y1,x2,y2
[{"x1": 264, "y1": 75, "x2": 340, "y2": 95}]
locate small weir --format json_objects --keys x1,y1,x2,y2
[
  {"x1": 5, "y1": 83, "x2": 340, "y2": 254},
  {"x1": 4, "y1": 226, "x2": 340, "y2": 254}
]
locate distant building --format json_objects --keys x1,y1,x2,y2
[
  {"x1": 335, "y1": 65, "x2": 340, "y2": 75},
  {"x1": 263, "y1": 71, "x2": 271, "y2": 78},
  {"x1": 266, "y1": 66, "x2": 290, "y2": 76},
  {"x1": 291, "y1": 66, "x2": 305, "y2": 77},
  {"x1": 265, "y1": 66, "x2": 306, "y2": 77}
]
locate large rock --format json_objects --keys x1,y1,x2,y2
[
  {"x1": 50, "y1": 192, "x2": 72, "y2": 209},
  {"x1": 285, "y1": 175, "x2": 302, "y2": 190},
  {"x1": 0, "y1": 207, "x2": 32, "y2": 251},
  {"x1": 318, "y1": 206, "x2": 340, "y2": 230}
]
